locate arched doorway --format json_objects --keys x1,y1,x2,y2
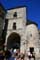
[{"x1": 7, "y1": 32, "x2": 20, "y2": 50}]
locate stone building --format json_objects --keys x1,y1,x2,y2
[
  {"x1": 0, "y1": 4, "x2": 40, "y2": 59},
  {"x1": 0, "y1": 4, "x2": 6, "y2": 49}
]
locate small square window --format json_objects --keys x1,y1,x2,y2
[{"x1": 13, "y1": 22, "x2": 16, "y2": 30}]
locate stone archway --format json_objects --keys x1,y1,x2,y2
[{"x1": 7, "y1": 32, "x2": 20, "y2": 49}]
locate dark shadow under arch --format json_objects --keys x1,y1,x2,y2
[{"x1": 7, "y1": 32, "x2": 20, "y2": 49}]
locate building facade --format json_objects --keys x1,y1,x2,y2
[
  {"x1": 0, "y1": 4, "x2": 40, "y2": 59},
  {"x1": 5, "y1": 6, "x2": 40, "y2": 59}
]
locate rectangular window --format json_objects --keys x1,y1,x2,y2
[{"x1": 13, "y1": 22, "x2": 16, "y2": 30}]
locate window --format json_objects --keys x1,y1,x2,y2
[
  {"x1": 13, "y1": 22, "x2": 16, "y2": 30},
  {"x1": 30, "y1": 34, "x2": 32, "y2": 37},
  {"x1": 13, "y1": 12, "x2": 17, "y2": 18}
]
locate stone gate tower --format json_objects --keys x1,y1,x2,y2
[{"x1": 5, "y1": 6, "x2": 27, "y2": 53}]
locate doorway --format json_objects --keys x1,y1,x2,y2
[
  {"x1": 30, "y1": 47, "x2": 34, "y2": 54},
  {"x1": 7, "y1": 32, "x2": 20, "y2": 50}
]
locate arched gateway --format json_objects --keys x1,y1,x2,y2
[{"x1": 7, "y1": 32, "x2": 21, "y2": 49}]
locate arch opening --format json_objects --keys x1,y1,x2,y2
[{"x1": 7, "y1": 32, "x2": 20, "y2": 50}]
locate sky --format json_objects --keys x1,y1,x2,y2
[{"x1": 0, "y1": 0, "x2": 40, "y2": 29}]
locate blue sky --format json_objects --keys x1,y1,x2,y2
[{"x1": 0, "y1": 0, "x2": 40, "y2": 29}]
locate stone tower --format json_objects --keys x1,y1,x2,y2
[{"x1": 5, "y1": 6, "x2": 27, "y2": 53}]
